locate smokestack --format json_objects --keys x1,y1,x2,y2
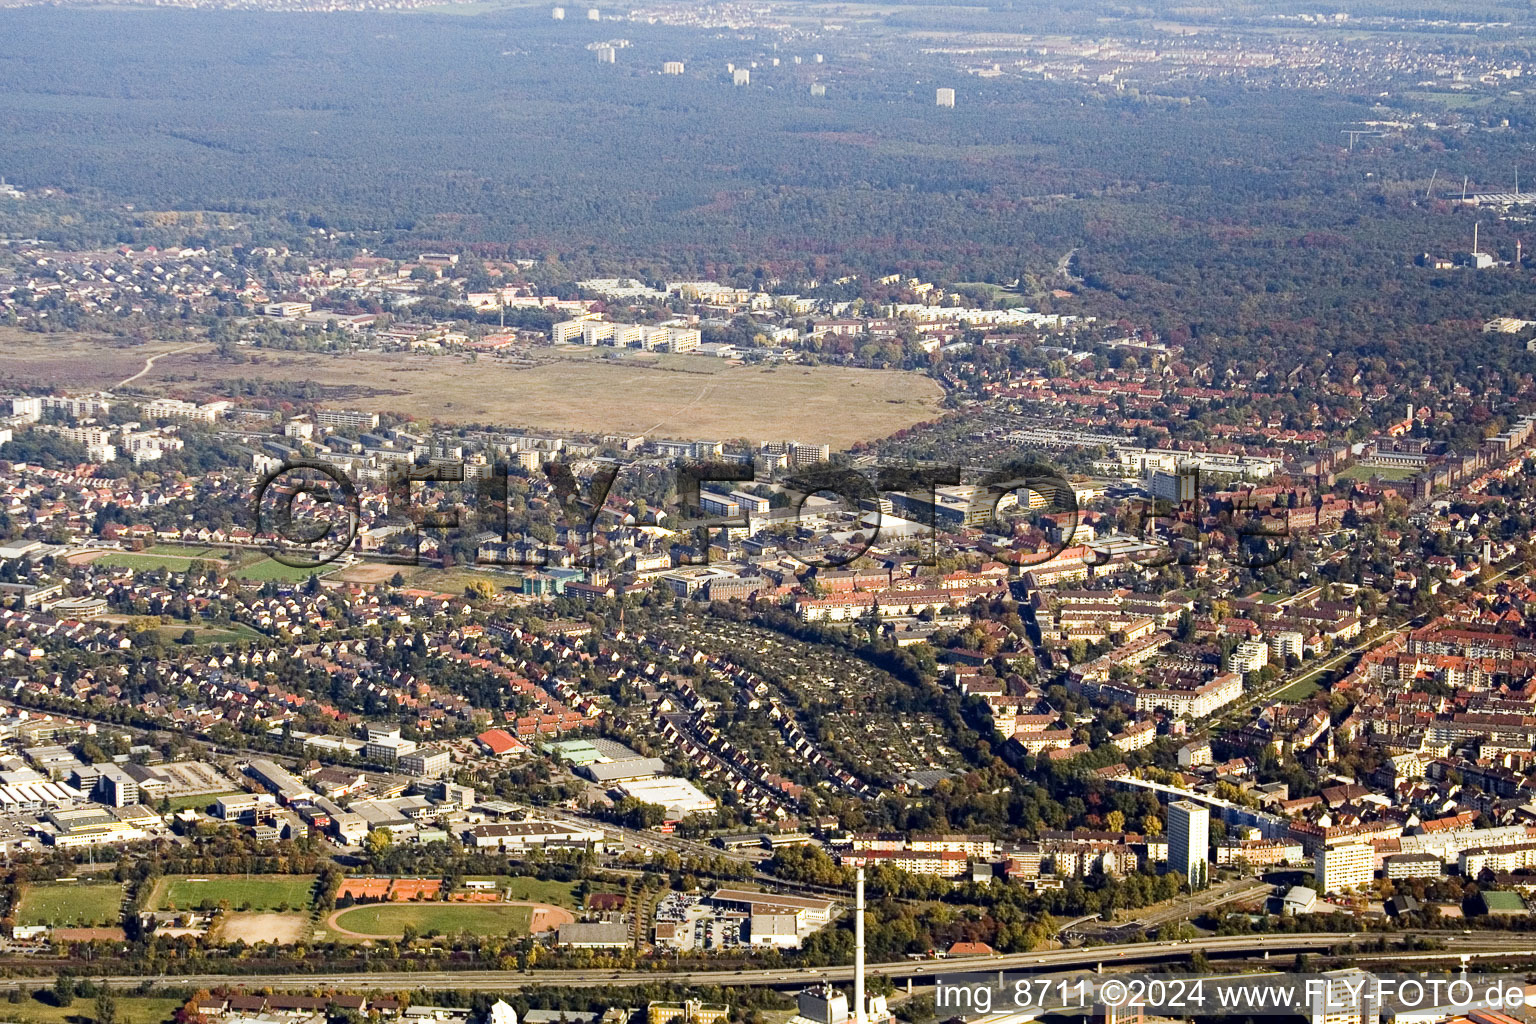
[{"x1": 855, "y1": 868, "x2": 867, "y2": 1024}]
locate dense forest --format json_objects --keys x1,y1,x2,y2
[{"x1": 6, "y1": 4, "x2": 1536, "y2": 386}]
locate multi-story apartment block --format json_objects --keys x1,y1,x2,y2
[
  {"x1": 1168, "y1": 800, "x2": 1209, "y2": 886},
  {"x1": 1316, "y1": 843, "x2": 1375, "y2": 893}
]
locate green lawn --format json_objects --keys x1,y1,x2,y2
[
  {"x1": 1336, "y1": 464, "x2": 1418, "y2": 482},
  {"x1": 232, "y1": 558, "x2": 331, "y2": 583},
  {"x1": 94, "y1": 552, "x2": 201, "y2": 572},
  {"x1": 157, "y1": 622, "x2": 266, "y2": 645},
  {"x1": 0, "y1": 995, "x2": 180, "y2": 1024},
  {"x1": 164, "y1": 791, "x2": 241, "y2": 812},
  {"x1": 464, "y1": 876, "x2": 578, "y2": 908},
  {"x1": 16, "y1": 881, "x2": 123, "y2": 927},
  {"x1": 332, "y1": 902, "x2": 536, "y2": 938},
  {"x1": 1402, "y1": 90, "x2": 1496, "y2": 110},
  {"x1": 1273, "y1": 678, "x2": 1322, "y2": 702},
  {"x1": 153, "y1": 874, "x2": 318, "y2": 912},
  {"x1": 146, "y1": 545, "x2": 227, "y2": 559}
]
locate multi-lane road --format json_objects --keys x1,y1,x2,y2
[{"x1": 47, "y1": 931, "x2": 1536, "y2": 992}]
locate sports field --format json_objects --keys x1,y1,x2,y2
[
  {"x1": 146, "y1": 545, "x2": 227, "y2": 558},
  {"x1": 215, "y1": 911, "x2": 311, "y2": 944},
  {"x1": 152, "y1": 874, "x2": 317, "y2": 912},
  {"x1": 231, "y1": 558, "x2": 330, "y2": 583},
  {"x1": 15, "y1": 881, "x2": 123, "y2": 927},
  {"x1": 89, "y1": 552, "x2": 207, "y2": 572},
  {"x1": 328, "y1": 900, "x2": 573, "y2": 939},
  {"x1": 470, "y1": 876, "x2": 579, "y2": 908}
]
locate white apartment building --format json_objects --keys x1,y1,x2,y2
[
  {"x1": 760, "y1": 440, "x2": 830, "y2": 468},
  {"x1": 1168, "y1": 800, "x2": 1209, "y2": 886},
  {"x1": 1132, "y1": 671, "x2": 1243, "y2": 719},
  {"x1": 1227, "y1": 639, "x2": 1270, "y2": 675},
  {"x1": 42, "y1": 395, "x2": 111, "y2": 418},
  {"x1": 315, "y1": 409, "x2": 380, "y2": 431},
  {"x1": 8, "y1": 397, "x2": 41, "y2": 422},
  {"x1": 552, "y1": 317, "x2": 700, "y2": 352},
  {"x1": 1458, "y1": 841, "x2": 1536, "y2": 877},
  {"x1": 118, "y1": 430, "x2": 185, "y2": 465},
  {"x1": 1316, "y1": 843, "x2": 1375, "y2": 893},
  {"x1": 1270, "y1": 630, "x2": 1305, "y2": 661},
  {"x1": 141, "y1": 398, "x2": 230, "y2": 423}
]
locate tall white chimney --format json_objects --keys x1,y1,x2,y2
[{"x1": 855, "y1": 868, "x2": 867, "y2": 1024}]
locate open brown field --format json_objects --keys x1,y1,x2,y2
[
  {"x1": 0, "y1": 335, "x2": 943, "y2": 446},
  {"x1": 0, "y1": 329, "x2": 210, "y2": 390},
  {"x1": 215, "y1": 911, "x2": 311, "y2": 944},
  {"x1": 133, "y1": 348, "x2": 944, "y2": 447}
]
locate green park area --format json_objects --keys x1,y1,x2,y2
[{"x1": 1, "y1": 994, "x2": 180, "y2": 1024}]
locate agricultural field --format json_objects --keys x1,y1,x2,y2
[
  {"x1": 328, "y1": 902, "x2": 562, "y2": 939},
  {"x1": 15, "y1": 881, "x2": 123, "y2": 927},
  {"x1": 151, "y1": 874, "x2": 317, "y2": 912},
  {"x1": 135, "y1": 348, "x2": 943, "y2": 448}
]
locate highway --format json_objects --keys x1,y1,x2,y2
[{"x1": 46, "y1": 931, "x2": 1536, "y2": 992}]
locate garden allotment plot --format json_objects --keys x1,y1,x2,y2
[{"x1": 655, "y1": 620, "x2": 968, "y2": 791}]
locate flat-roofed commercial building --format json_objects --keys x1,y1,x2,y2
[
  {"x1": 707, "y1": 888, "x2": 835, "y2": 925},
  {"x1": 463, "y1": 819, "x2": 605, "y2": 850}
]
